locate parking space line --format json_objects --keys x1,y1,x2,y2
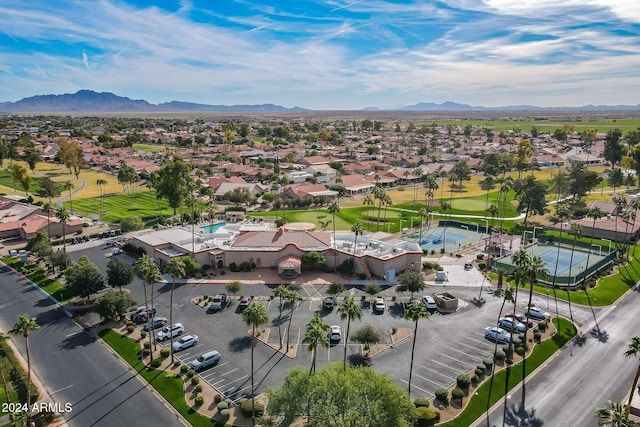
[
  {"x1": 431, "y1": 359, "x2": 459, "y2": 373},
  {"x1": 448, "y1": 348, "x2": 480, "y2": 363},
  {"x1": 420, "y1": 366, "x2": 456, "y2": 382},
  {"x1": 220, "y1": 374, "x2": 249, "y2": 386},
  {"x1": 400, "y1": 379, "x2": 434, "y2": 397},
  {"x1": 411, "y1": 371, "x2": 447, "y2": 388},
  {"x1": 456, "y1": 341, "x2": 492, "y2": 356},
  {"x1": 221, "y1": 368, "x2": 239, "y2": 376},
  {"x1": 212, "y1": 378, "x2": 228, "y2": 386},
  {"x1": 440, "y1": 353, "x2": 475, "y2": 369}
]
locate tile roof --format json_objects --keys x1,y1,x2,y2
[{"x1": 232, "y1": 229, "x2": 331, "y2": 249}]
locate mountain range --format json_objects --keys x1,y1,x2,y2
[{"x1": 1, "y1": 90, "x2": 639, "y2": 113}]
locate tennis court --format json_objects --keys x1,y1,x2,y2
[
  {"x1": 496, "y1": 242, "x2": 615, "y2": 286},
  {"x1": 406, "y1": 224, "x2": 486, "y2": 252}
]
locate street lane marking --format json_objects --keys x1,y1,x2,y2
[{"x1": 50, "y1": 384, "x2": 74, "y2": 395}]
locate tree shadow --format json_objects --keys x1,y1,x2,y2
[
  {"x1": 58, "y1": 330, "x2": 96, "y2": 350},
  {"x1": 228, "y1": 336, "x2": 252, "y2": 353},
  {"x1": 348, "y1": 353, "x2": 371, "y2": 368},
  {"x1": 590, "y1": 327, "x2": 609, "y2": 343},
  {"x1": 504, "y1": 401, "x2": 544, "y2": 427},
  {"x1": 471, "y1": 297, "x2": 486, "y2": 308},
  {"x1": 574, "y1": 333, "x2": 588, "y2": 347},
  {"x1": 388, "y1": 302, "x2": 405, "y2": 319}
]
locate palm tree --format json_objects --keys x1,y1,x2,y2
[
  {"x1": 165, "y1": 256, "x2": 186, "y2": 363},
  {"x1": 413, "y1": 167, "x2": 423, "y2": 207},
  {"x1": 328, "y1": 201, "x2": 340, "y2": 273},
  {"x1": 488, "y1": 204, "x2": 499, "y2": 229},
  {"x1": 499, "y1": 176, "x2": 514, "y2": 232},
  {"x1": 63, "y1": 180, "x2": 75, "y2": 215},
  {"x1": 271, "y1": 285, "x2": 289, "y2": 349},
  {"x1": 418, "y1": 207, "x2": 428, "y2": 242},
  {"x1": 487, "y1": 287, "x2": 514, "y2": 426},
  {"x1": 595, "y1": 401, "x2": 638, "y2": 427},
  {"x1": 373, "y1": 185, "x2": 386, "y2": 231},
  {"x1": 582, "y1": 206, "x2": 606, "y2": 288},
  {"x1": 424, "y1": 173, "x2": 438, "y2": 226},
  {"x1": 440, "y1": 200, "x2": 451, "y2": 251},
  {"x1": 11, "y1": 314, "x2": 40, "y2": 422},
  {"x1": 56, "y1": 207, "x2": 70, "y2": 255},
  {"x1": 302, "y1": 314, "x2": 330, "y2": 374},
  {"x1": 42, "y1": 202, "x2": 53, "y2": 238},
  {"x1": 363, "y1": 194, "x2": 374, "y2": 230},
  {"x1": 624, "y1": 337, "x2": 640, "y2": 419},
  {"x1": 96, "y1": 178, "x2": 108, "y2": 218},
  {"x1": 404, "y1": 300, "x2": 429, "y2": 396},
  {"x1": 337, "y1": 296, "x2": 362, "y2": 371},
  {"x1": 284, "y1": 289, "x2": 303, "y2": 352},
  {"x1": 241, "y1": 303, "x2": 269, "y2": 427},
  {"x1": 630, "y1": 200, "x2": 640, "y2": 257},
  {"x1": 134, "y1": 254, "x2": 162, "y2": 359},
  {"x1": 614, "y1": 197, "x2": 627, "y2": 249},
  {"x1": 351, "y1": 222, "x2": 363, "y2": 256},
  {"x1": 550, "y1": 204, "x2": 570, "y2": 318}
]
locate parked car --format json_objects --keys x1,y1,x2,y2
[
  {"x1": 421, "y1": 295, "x2": 437, "y2": 310},
  {"x1": 373, "y1": 298, "x2": 386, "y2": 313},
  {"x1": 143, "y1": 316, "x2": 168, "y2": 332},
  {"x1": 504, "y1": 312, "x2": 535, "y2": 329},
  {"x1": 525, "y1": 307, "x2": 551, "y2": 321},
  {"x1": 464, "y1": 262, "x2": 473, "y2": 270},
  {"x1": 130, "y1": 306, "x2": 156, "y2": 324},
  {"x1": 172, "y1": 334, "x2": 199, "y2": 352},
  {"x1": 238, "y1": 296, "x2": 252, "y2": 309},
  {"x1": 484, "y1": 326, "x2": 511, "y2": 344},
  {"x1": 156, "y1": 323, "x2": 184, "y2": 341},
  {"x1": 322, "y1": 296, "x2": 336, "y2": 310},
  {"x1": 208, "y1": 294, "x2": 227, "y2": 312},
  {"x1": 498, "y1": 317, "x2": 526, "y2": 333},
  {"x1": 188, "y1": 350, "x2": 221, "y2": 372},
  {"x1": 329, "y1": 325, "x2": 342, "y2": 342}
]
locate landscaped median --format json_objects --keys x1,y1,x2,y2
[
  {"x1": 2, "y1": 257, "x2": 73, "y2": 303},
  {"x1": 439, "y1": 317, "x2": 576, "y2": 427},
  {"x1": 98, "y1": 325, "x2": 245, "y2": 427}
]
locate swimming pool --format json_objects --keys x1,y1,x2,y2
[{"x1": 200, "y1": 222, "x2": 226, "y2": 233}]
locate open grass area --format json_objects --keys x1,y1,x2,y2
[
  {"x1": 64, "y1": 191, "x2": 175, "y2": 223},
  {"x1": 2, "y1": 258, "x2": 74, "y2": 302},
  {"x1": 132, "y1": 143, "x2": 167, "y2": 153},
  {"x1": 99, "y1": 329, "x2": 227, "y2": 427},
  {"x1": 441, "y1": 317, "x2": 576, "y2": 427},
  {"x1": 416, "y1": 118, "x2": 640, "y2": 133},
  {"x1": 0, "y1": 341, "x2": 20, "y2": 405}
]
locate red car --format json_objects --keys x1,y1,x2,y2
[
  {"x1": 504, "y1": 312, "x2": 535, "y2": 329},
  {"x1": 239, "y1": 296, "x2": 252, "y2": 309}
]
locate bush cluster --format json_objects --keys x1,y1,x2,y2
[
  {"x1": 413, "y1": 397, "x2": 430, "y2": 408},
  {"x1": 494, "y1": 349, "x2": 506, "y2": 361},
  {"x1": 194, "y1": 395, "x2": 204, "y2": 406},
  {"x1": 240, "y1": 400, "x2": 265, "y2": 417},
  {"x1": 415, "y1": 406, "x2": 440, "y2": 426},
  {"x1": 160, "y1": 348, "x2": 170, "y2": 358},
  {"x1": 456, "y1": 374, "x2": 471, "y2": 390},
  {"x1": 451, "y1": 388, "x2": 465, "y2": 403},
  {"x1": 191, "y1": 376, "x2": 200, "y2": 386},
  {"x1": 434, "y1": 388, "x2": 449, "y2": 406},
  {"x1": 149, "y1": 359, "x2": 161, "y2": 368},
  {"x1": 180, "y1": 365, "x2": 189, "y2": 373}
]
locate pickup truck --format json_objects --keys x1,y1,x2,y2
[{"x1": 208, "y1": 294, "x2": 227, "y2": 312}]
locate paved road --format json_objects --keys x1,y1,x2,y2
[
  {"x1": 475, "y1": 286, "x2": 640, "y2": 427},
  {"x1": 0, "y1": 264, "x2": 185, "y2": 427}
]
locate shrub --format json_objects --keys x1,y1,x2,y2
[
  {"x1": 187, "y1": 369, "x2": 195, "y2": 378},
  {"x1": 142, "y1": 348, "x2": 150, "y2": 356},
  {"x1": 413, "y1": 397, "x2": 430, "y2": 408},
  {"x1": 482, "y1": 358, "x2": 493, "y2": 370},
  {"x1": 456, "y1": 254, "x2": 462, "y2": 258},
  {"x1": 451, "y1": 388, "x2": 465, "y2": 403},
  {"x1": 478, "y1": 262, "x2": 486, "y2": 270},
  {"x1": 434, "y1": 388, "x2": 449, "y2": 406},
  {"x1": 191, "y1": 376, "x2": 200, "y2": 386},
  {"x1": 126, "y1": 325, "x2": 135, "y2": 333},
  {"x1": 503, "y1": 346, "x2": 513, "y2": 358},
  {"x1": 494, "y1": 349, "x2": 506, "y2": 361},
  {"x1": 149, "y1": 358, "x2": 161, "y2": 368},
  {"x1": 423, "y1": 262, "x2": 433, "y2": 270},
  {"x1": 194, "y1": 395, "x2": 204, "y2": 406},
  {"x1": 476, "y1": 254, "x2": 485, "y2": 260},
  {"x1": 471, "y1": 375, "x2": 478, "y2": 385},
  {"x1": 476, "y1": 364, "x2": 486, "y2": 374},
  {"x1": 214, "y1": 394, "x2": 222, "y2": 403},
  {"x1": 506, "y1": 357, "x2": 514, "y2": 365},
  {"x1": 219, "y1": 408, "x2": 230, "y2": 421},
  {"x1": 173, "y1": 361, "x2": 180, "y2": 368},
  {"x1": 195, "y1": 384, "x2": 202, "y2": 393},
  {"x1": 431, "y1": 250, "x2": 435, "y2": 255},
  {"x1": 538, "y1": 321, "x2": 548, "y2": 332},
  {"x1": 475, "y1": 368, "x2": 485, "y2": 378},
  {"x1": 515, "y1": 346, "x2": 526, "y2": 356},
  {"x1": 457, "y1": 374, "x2": 471, "y2": 390},
  {"x1": 140, "y1": 331, "x2": 147, "y2": 339},
  {"x1": 229, "y1": 262, "x2": 239, "y2": 272},
  {"x1": 180, "y1": 365, "x2": 189, "y2": 373},
  {"x1": 534, "y1": 331, "x2": 542, "y2": 341},
  {"x1": 240, "y1": 399, "x2": 265, "y2": 417},
  {"x1": 160, "y1": 348, "x2": 170, "y2": 358},
  {"x1": 217, "y1": 401, "x2": 229, "y2": 411},
  {"x1": 120, "y1": 216, "x2": 144, "y2": 232},
  {"x1": 415, "y1": 406, "x2": 439, "y2": 426},
  {"x1": 125, "y1": 320, "x2": 134, "y2": 326},
  {"x1": 143, "y1": 341, "x2": 151, "y2": 349},
  {"x1": 440, "y1": 248, "x2": 445, "y2": 254}
]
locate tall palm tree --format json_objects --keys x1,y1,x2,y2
[
  {"x1": 337, "y1": 296, "x2": 362, "y2": 371},
  {"x1": 42, "y1": 202, "x2": 53, "y2": 238},
  {"x1": 614, "y1": 197, "x2": 627, "y2": 250},
  {"x1": 551, "y1": 204, "x2": 570, "y2": 318},
  {"x1": 582, "y1": 206, "x2": 606, "y2": 288},
  {"x1": 595, "y1": 401, "x2": 638, "y2": 427},
  {"x1": 328, "y1": 201, "x2": 340, "y2": 273},
  {"x1": 63, "y1": 180, "x2": 75, "y2": 215},
  {"x1": 624, "y1": 336, "x2": 640, "y2": 419},
  {"x1": 134, "y1": 254, "x2": 162, "y2": 359},
  {"x1": 56, "y1": 207, "x2": 70, "y2": 255},
  {"x1": 271, "y1": 285, "x2": 288, "y2": 349},
  {"x1": 373, "y1": 185, "x2": 386, "y2": 231},
  {"x1": 499, "y1": 176, "x2": 514, "y2": 232},
  {"x1": 96, "y1": 178, "x2": 108, "y2": 218},
  {"x1": 164, "y1": 256, "x2": 186, "y2": 363},
  {"x1": 566, "y1": 223, "x2": 583, "y2": 325},
  {"x1": 11, "y1": 314, "x2": 40, "y2": 422},
  {"x1": 412, "y1": 167, "x2": 423, "y2": 207},
  {"x1": 241, "y1": 303, "x2": 268, "y2": 427},
  {"x1": 488, "y1": 204, "x2": 499, "y2": 229},
  {"x1": 284, "y1": 289, "x2": 303, "y2": 351},
  {"x1": 351, "y1": 222, "x2": 363, "y2": 256},
  {"x1": 404, "y1": 300, "x2": 429, "y2": 396},
  {"x1": 440, "y1": 200, "x2": 451, "y2": 251},
  {"x1": 424, "y1": 173, "x2": 438, "y2": 226},
  {"x1": 302, "y1": 314, "x2": 330, "y2": 375},
  {"x1": 630, "y1": 199, "x2": 640, "y2": 257}
]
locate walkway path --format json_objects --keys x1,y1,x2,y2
[{"x1": 56, "y1": 178, "x2": 87, "y2": 208}]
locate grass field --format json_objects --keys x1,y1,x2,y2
[
  {"x1": 64, "y1": 191, "x2": 175, "y2": 223},
  {"x1": 99, "y1": 329, "x2": 227, "y2": 427},
  {"x1": 132, "y1": 143, "x2": 167, "y2": 153},
  {"x1": 441, "y1": 317, "x2": 576, "y2": 427},
  {"x1": 0, "y1": 340, "x2": 21, "y2": 406},
  {"x1": 412, "y1": 118, "x2": 640, "y2": 133}
]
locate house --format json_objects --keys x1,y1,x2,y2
[
  {"x1": 306, "y1": 164, "x2": 337, "y2": 183},
  {"x1": 338, "y1": 175, "x2": 375, "y2": 195},
  {"x1": 283, "y1": 183, "x2": 338, "y2": 199},
  {"x1": 214, "y1": 182, "x2": 269, "y2": 200}
]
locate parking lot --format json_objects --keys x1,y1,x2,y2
[{"x1": 69, "y1": 243, "x2": 598, "y2": 401}]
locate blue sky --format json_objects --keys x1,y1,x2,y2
[{"x1": 1, "y1": 0, "x2": 639, "y2": 109}]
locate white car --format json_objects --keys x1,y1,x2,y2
[
  {"x1": 373, "y1": 298, "x2": 386, "y2": 313},
  {"x1": 525, "y1": 307, "x2": 551, "y2": 321},
  {"x1": 484, "y1": 327, "x2": 511, "y2": 344},
  {"x1": 329, "y1": 326, "x2": 342, "y2": 342},
  {"x1": 172, "y1": 334, "x2": 199, "y2": 352},
  {"x1": 422, "y1": 295, "x2": 437, "y2": 310},
  {"x1": 156, "y1": 323, "x2": 184, "y2": 341},
  {"x1": 188, "y1": 350, "x2": 221, "y2": 372}
]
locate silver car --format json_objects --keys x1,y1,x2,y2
[
  {"x1": 189, "y1": 350, "x2": 221, "y2": 372},
  {"x1": 484, "y1": 326, "x2": 511, "y2": 344},
  {"x1": 156, "y1": 323, "x2": 184, "y2": 341},
  {"x1": 172, "y1": 334, "x2": 199, "y2": 352}
]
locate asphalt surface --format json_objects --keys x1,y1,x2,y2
[{"x1": 0, "y1": 263, "x2": 185, "y2": 427}]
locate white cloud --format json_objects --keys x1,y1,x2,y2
[{"x1": 82, "y1": 52, "x2": 90, "y2": 70}]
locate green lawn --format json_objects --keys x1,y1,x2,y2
[
  {"x1": 98, "y1": 329, "x2": 228, "y2": 427},
  {"x1": 65, "y1": 191, "x2": 175, "y2": 223},
  {"x1": 0, "y1": 169, "x2": 43, "y2": 195},
  {"x1": 416, "y1": 118, "x2": 640, "y2": 133},
  {"x1": 0, "y1": 342, "x2": 19, "y2": 405},
  {"x1": 441, "y1": 317, "x2": 576, "y2": 427},
  {"x1": 2, "y1": 258, "x2": 74, "y2": 302}
]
